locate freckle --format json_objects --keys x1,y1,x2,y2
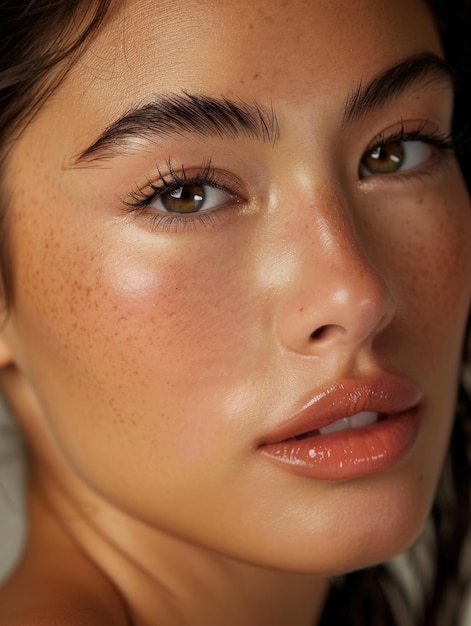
[
  {"x1": 299, "y1": 307, "x2": 304, "y2": 312},
  {"x1": 249, "y1": 23, "x2": 253, "y2": 29},
  {"x1": 240, "y1": 79, "x2": 245, "y2": 85},
  {"x1": 253, "y1": 73, "x2": 260, "y2": 80}
]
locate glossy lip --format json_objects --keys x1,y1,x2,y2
[{"x1": 258, "y1": 373, "x2": 423, "y2": 481}]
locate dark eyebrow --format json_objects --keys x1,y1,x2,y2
[
  {"x1": 342, "y1": 53, "x2": 454, "y2": 128},
  {"x1": 73, "y1": 93, "x2": 280, "y2": 164}
]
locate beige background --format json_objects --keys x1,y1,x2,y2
[{"x1": 0, "y1": 397, "x2": 26, "y2": 584}]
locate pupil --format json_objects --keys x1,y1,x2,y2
[
  {"x1": 365, "y1": 141, "x2": 404, "y2": 174},
  {"x1": 162, "y1": 184, "x2": 205, "y2": 213}
]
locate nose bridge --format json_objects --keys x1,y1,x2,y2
[{"x1": 275, "y1": 187, "x2": 396, "y2": 357}]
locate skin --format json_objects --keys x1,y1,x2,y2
[{"x1": 0, "y1": 0, "x2": 470, "y2": 624}]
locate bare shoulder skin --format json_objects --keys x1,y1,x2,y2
[{"x1": 0, "y1": 487, "x2": 129, "y2": 626}]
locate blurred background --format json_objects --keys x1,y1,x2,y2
[{"x1": 0, "y1": 395, "x2": 26, "y2": 584}]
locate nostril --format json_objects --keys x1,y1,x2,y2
[
  {"x1": 310, "y1": 324, "x2": 346, "y2": 341},
  {"x1": 311, "y1": 326, "x2": 328, "y2": 340}
]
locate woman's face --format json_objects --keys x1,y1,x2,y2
[{"x1": 3, "y1": 0, "x2": 471, "y2": 573}]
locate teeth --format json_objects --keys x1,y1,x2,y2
[{"x1": 319, "y1": 411, "x2": 379, "y2": 435}]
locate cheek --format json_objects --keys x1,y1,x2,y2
[
  {"x1": 377, "y1": 172, "x2": 471, "y2": 499},
  {"x1": 367, "y1": 170, "x2": 471, "y2": 369},
  {"x1": 407, "y1": 195, "x2": 471, "y2": 328},
  {"x1": 9, "y1": 193, "x2": 266, "y2": 478}
]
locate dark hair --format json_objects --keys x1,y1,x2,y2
[
  {"x1": 428, "y1": 0, "x2": 471, "y2": 189},
  {"x1": 0, "y1": 2, "x2": 470, "y2": 625}
]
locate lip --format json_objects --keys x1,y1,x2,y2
[{"x1": 258, "y1": 373, "x2": 423, "y2": 481}]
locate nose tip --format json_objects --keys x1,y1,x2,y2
[
  {"x1": 277, "y1": 256, "x2": 396, "y2": 358},
  {"x1": 270, "y1": 182, "x2": 398, "y2": 360},
  {"x1": 310, "y1": 291, "x2": 394, "y2": 346}
]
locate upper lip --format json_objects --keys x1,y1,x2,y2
[{"x1": 258, "y1": 372, "x2": 423, "y2": 445}]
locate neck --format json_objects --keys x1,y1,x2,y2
[{"x1": 31, "y1": 462, "x2": 329, "y2": 626}]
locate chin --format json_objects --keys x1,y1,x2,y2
[{"x1": 229, "y1": 467, "x2": 437, "y2": 576}]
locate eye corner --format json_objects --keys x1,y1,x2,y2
[{"x1": 358, "y1": 122, "x2": 453, "y2": 181}]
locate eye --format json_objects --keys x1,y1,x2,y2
[
  {"x1": 359, "y1": 140, "x2": 432, "y2": 177},
  {"x1": 151, "y1": 183, "x2": 234, "y2": 214}
]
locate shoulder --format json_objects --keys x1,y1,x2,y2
[
  {"x1": 0, "y1": 607, "x2": 121, "y2": 625},
  {"x1": 0, "y1": 491, "x2": 129, "y2": 625},
  {"x1": 0, "y1": 587, "x2": 127, "y2": 625},
  {"x1": 0, "y1": 594, "x2": 128, "y2": 626},
  {"x1": 0, "y1": 561, "x2": 129, "y2": 626}
]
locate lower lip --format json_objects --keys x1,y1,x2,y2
[{"x1": 259, "y1": 409, "x2": 421, "y2": 481}]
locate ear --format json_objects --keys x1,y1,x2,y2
[
  {"x1": 0, "y1": 315, "x2": 16, "y2": 369},
  {"x1": 0, "y1": 334, "x2": 13, "y2": 368}
]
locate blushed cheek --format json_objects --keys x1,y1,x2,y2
[
  {"x1": 11, "y1": 204, "x2": 257, "y2": 407},
  {"x1": 409, "y1": 186, "x2": 471, "y2": 347},
  {"x1": 374, "y1": 171, "x2": 471, "y2": 359},
  {"x1": 5, "y1": 206, "x2": 262, "y2": 480}
]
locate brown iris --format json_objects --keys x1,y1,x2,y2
[
  {"x1": 161, "y1": 184, "x2": 205, "y2": 213},
  {"x1": 361, "y1": 141, "x2": 405, "y2": 175}
]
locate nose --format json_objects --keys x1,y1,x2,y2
[{"x1": 275, "y1": 199, "x2": 396, "y2": 359}]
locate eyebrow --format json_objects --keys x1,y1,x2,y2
[
  {"x1": 74, "y1": 93, "x2": 280, "y2": 163},
  {"x1": 342, "y1": 53, "x2": 453, "y2": 128},
  {"x1": 74, "y1": 53, "x2": 452, "y2": 165}
]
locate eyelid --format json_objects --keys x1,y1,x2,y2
[
  {"x1": 119, "y1": 160, "x2": 250, "y2": 233},
  {"x1": 123, "y1": 160, "x2": 248, "y2": 209},
  {"x1": 363, "y1": 119, "x2": 453, "y2": 154},
  {"x1": 358, "y1": 119, "x2": 454, "y2": 181}
]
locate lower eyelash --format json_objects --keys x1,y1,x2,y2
[
  {"x1": 359, "y1": 122, "x2": 457, "y2": 185},
  {"x1": 141, "y1": 210, "x2": 224, "y2": 233},
  {"x1": 120, "y1": 159, "x2": 246, "y2": 234},
  {"x1": 123, "y1": 159, "x2": 227, "y2": 211}
]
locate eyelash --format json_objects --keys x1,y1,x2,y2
[
  {"x1": 372, "y1": 123, "x2": 454, "y2": 151},
  {"x1": 361, "y1": 122, "x2": 455, "y2": 180},
  {"x1": 121, "y1": 123, "x2": 458, "y2": 233},
  {"x1": 122, "y1": 160, "x2": 244, "y2": 232}
]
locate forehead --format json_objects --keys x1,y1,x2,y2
[
  {"x1": 14, "y1": 0, "x2": 442, "y2": 173},
  {"x1": 65, "y1": 0, "x2": 440, "y2": 114}
]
